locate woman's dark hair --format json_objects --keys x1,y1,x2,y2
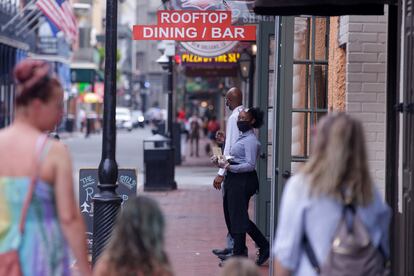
[
  {"x1": 14, "y1": 59, "x2": 61, "y2": 106},
  {"x1": 105, "y1": 196, "x2": 172, "y2": 276},
  {"x1": 247, "y1": 107, "x2": 264, "y2": 128}
]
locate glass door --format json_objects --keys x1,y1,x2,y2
[{"x1": 269, "y1": 16, "x2": 330, "y2": 275}]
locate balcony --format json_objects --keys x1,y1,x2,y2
[
  {"x1": 34, "y1": 36, "x2": 71, "y2": 58},
  {"x1": 0, "y1": 1, "x2": 36, "y2": 50}
]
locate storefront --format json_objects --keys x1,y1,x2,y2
[
  {"x1": 0, "y1": 38, "x2": 30, "y2": 129},
  {"x1": 252, "y1": 1, "x2": 410, "y2": 275}
]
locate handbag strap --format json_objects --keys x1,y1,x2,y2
[
  {"x1": 303, "y1": 204, "x2": 355, "y2": 274},
  {"x1": 303, "y1": 232, "x2": 321, "y2": 274},
  {"x1": 18, "y1": 134, "x2": 49, "y2": 234}
]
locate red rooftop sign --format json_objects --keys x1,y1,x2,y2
[{"x1": 133, "y1": 10, "x2": 256, "y2": 41}]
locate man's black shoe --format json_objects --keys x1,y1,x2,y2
[
  {"x1": 217, "y1": 247, "x2": 248, "y2": 260},
  {"x1": 212, "y1": 248, "x2": 232, "y2": 256},
  {"x1": 256, "y1": 247, "x2": 270, "y2": 266},
  {"x1": 219, "y1": 253, "x2": 234, "y2": 262},
  {"x1": 217, "y1": 252, "x2": 233, "y2": 261}
]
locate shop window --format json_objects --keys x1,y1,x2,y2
[{"x1": 291, "y1": 17, "x2": 329, "y2": 173}]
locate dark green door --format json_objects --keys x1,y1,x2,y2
[
  {"x1": 254, "y1": 16, "x2": 331, "y2": 275},
  {"x1": 255, "y1": 20, "x2": 277, "y2": 238}
]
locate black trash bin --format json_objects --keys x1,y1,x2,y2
[{"x1": 143, "y1": 134, "x2": 177, "y2": 191}]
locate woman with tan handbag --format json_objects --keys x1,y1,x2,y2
[{"x1": 0, "y1": 59, "x2": 91, "y2": 276}]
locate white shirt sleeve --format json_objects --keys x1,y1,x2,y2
[
  {"x1": 217, "y1": 112, "x2": 240, "y2": 176},
  {"x1": 273, "y1": 174, "x2": 308, "y2": 270},
  {"x1": 224, "y1": 113, "x2": 240, "y2": 156}
]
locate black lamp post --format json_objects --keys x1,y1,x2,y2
[
  {"x1": 239, "y1": 45, "x2": 256, "y2": 107},
  {"x1": 156, "y1": 53, "x2": 173, "y2": 138},
  {"x1": 92, "y1": 0, "x2": 122, "y2": 265}
]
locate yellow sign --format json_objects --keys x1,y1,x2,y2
[{"x1": 181, "y1": 53, "x2": 240, "y2": 63}]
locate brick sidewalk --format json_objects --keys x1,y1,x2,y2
[{"x1": 141, "y1": 167, "x2": 270, "y2": 276}]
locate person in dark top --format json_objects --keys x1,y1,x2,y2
[{"x1": 214, "y1": 107, "x2": 270, "y2": 266}]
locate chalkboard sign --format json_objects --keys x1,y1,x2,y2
[{"x1": 79, "y1": 168, "x2": 137, "y2": 254}]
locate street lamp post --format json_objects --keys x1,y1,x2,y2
[
  {"x1": 239, "y1": 45, "x2": 257, "y2": 107},
  {"x1": 156, "y1": 53, "x2": 173, "y2": 138},
  {"x1": 92, "y1": 0, "x2": 122, "y2": 265},
  {"x1": 154, "y1": 49, "x2": 177, "y2": 190}
]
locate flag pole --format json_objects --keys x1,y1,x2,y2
[
  {"x1": 16, "y1": 11, "x2": 42, "y2": 36},
  {"x1": 1, "y1": 0, "x2": 35, "y2": 32}
]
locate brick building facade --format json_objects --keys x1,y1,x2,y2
[{"x1": 331, "y1": 15, "x2": 388, "y2": 193}]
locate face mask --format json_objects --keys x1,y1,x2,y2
[{"x1": 237, "y1": 121, "x2": 252, "y2": 132}]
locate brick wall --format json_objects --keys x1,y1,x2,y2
[{"x1": 339, "y1": 14, "x2": 388, "y2": 194}]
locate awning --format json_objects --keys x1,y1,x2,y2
[
  {"x1": 253, "y1": 0, "x2": 389, "y2": 16},
  {"x1": 70, "y1": 62, "x2": 98, "y2": 83},
  {"x1": 82, "y1": 92, "x2": 102, "y2": 104}
]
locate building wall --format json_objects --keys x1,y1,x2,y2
[
  {"x1": 328, "y1": 17, "x2": 346, "y2": 111},
  {"x1": 338, "y1": 14, "x2": 388, "y2": 194},
  {"x1": 135, "y1": 0, "x2": 166, "y2": 110}
]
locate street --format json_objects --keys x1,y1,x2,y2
[{"x1": 65, "y1": 127, "x2": 151, "y2": 176}]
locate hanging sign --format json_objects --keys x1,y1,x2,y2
[
  {"x1": 181, "y1": 52, "x2": 240, "y2": 63},
  {"x1": 133, "y1": 11, "x2": 256, "y2": 41}
]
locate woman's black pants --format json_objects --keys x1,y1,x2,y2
[
  {"x1": 232, "y1": 221, "x2": 269, "y2": 256},
  {"x1": 223, "y1": 170, "x2": 269, "y2": 256}
]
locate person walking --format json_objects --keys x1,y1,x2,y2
[
  {"x1": 212, "y1": 87, "x2": 244, "y2": 259},
  {"x1": 0, "y1": 59, "x2": 91, "y2": 275},
  {"x1": 273, "y1": 113, "x2": 391, "y2": 276},
  {"x1": 188, "y1": 113, "x2": 202, "y2": 157},
  {"x1": 94, "y1": 196, "x2": 173, "y2": 276},
  {"x1": 214, "y1": 108, "x2": 270, "y2": 266},
  {"x1": 207, "y1": 116, "x2": 220, "y2": 142}
]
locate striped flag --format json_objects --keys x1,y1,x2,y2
[{"x1": 35, "y1": 0, "x2": 78, "y2": 42}]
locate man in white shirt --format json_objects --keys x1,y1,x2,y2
[{"x1": 212, "y1": 87, "x2": 244, "y2": 258}]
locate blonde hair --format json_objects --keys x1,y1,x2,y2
[
  {"x1": 220, "y1": 258, "x2": 261, "y2": 276},
  {"x1": 302, "y1": 113, "x2": 373, "y2": 206}
]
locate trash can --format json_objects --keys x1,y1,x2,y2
[{"x1": 143, "y1": 134, "x2": 177, "y2": 191}]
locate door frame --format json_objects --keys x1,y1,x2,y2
[{"x1": 269, "y1": 16, "x2": 295, "y2": 276}]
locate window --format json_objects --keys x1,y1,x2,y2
[{"x1": 291, "y1": 17, "x2": 329, "y2": 173}]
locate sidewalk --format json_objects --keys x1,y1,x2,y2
[
  {"x1": 180, "y1": 137, "x2": 214, "y2": 167},
  {"x1": 140, "y1": 166, "x2": 270, "y2": 276}
]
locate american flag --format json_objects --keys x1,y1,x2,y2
[{"x1": 35, "y1": 0, "x2": 78, "y2": 42}]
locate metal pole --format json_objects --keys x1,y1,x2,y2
[
  {"x1": 385, "y1": 2, "x2": 400, "y2": 275},
  {"x1": 167, "y1": 56, "x2": 173, "y2": 139},
  {"x1": 1, "y1": 0, "x2": 34, "y2": 31},
  {"x1": 92, "y1": 0, "x2": 122, "y2": 265},
  {"x1": 15, "y1": 11, "x2": 41, "y2": 36},
  {"x1": 248, "y1": 55, "x2": 255, "y2": 107},
  {"x1": 23, "y1": 16, "x2": 45, "y2": 38}
]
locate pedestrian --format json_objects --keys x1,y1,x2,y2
[
  {"x1": 207, "y1": 116, "x2": 220, "y2": 142},
  {"x1": 78, "y1": 108, "x2": 86, "y2": 133},
  {"x1": 273, "y1": 113, "x2": 391, "y2": 276},
  {"x1": 211, "y1": 87, "x2": 244, "y2": 260},
  {"x1": 214, "y1": 107, "x2": 270, "y2": 266},
  {"x1": 0, "y1": 59, "x2": 91, "y2": 276},
  {"x1": 188, "y1": 112, "x2": 202, "y2": 157},
  {"x1": 94, "y1": 195, "x2": 173, "y2": 276},
  {"x1": 176, "y1": 109, "x2": 188, "y2": 161},
  {"x1": 219, "y1": 257, "x2": 261, "y2": 276}
]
